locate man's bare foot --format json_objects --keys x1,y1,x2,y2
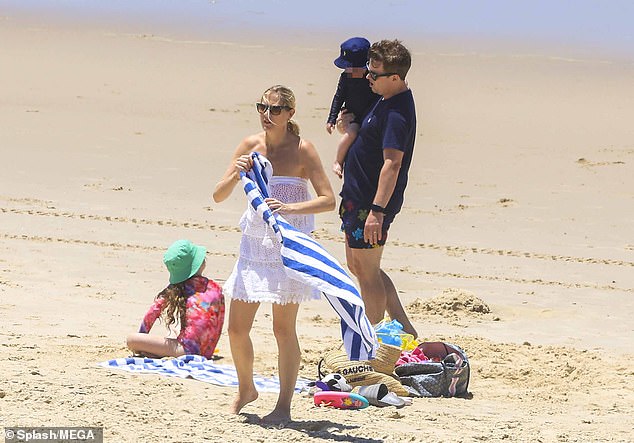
[
  {"x1": 231, "y1": 389, "x2": 258, "y2": 414},
  {"x1": 261, "y1": 408, "x2": 291, "y2": 427}
]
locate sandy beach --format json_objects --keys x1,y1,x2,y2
[{"x1": 1, "y1": 11, "x2": 633, "y2": 443}]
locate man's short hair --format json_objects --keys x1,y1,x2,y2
[{"x1": 368, "y1": 39, "x2": 411, "y2": 80}]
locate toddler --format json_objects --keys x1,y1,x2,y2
[{"x1": 326, "y1": 37, "x2": 380, "y2": 178}]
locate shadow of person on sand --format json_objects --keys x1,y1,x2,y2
[{"x1": 241, "y1": 413, "x2": 383, "y2": 443}]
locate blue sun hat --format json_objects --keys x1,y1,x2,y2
[
  {"x1": 334, "y1": 37, "x2": 371, "y2": 69},
  {"x1": 163, "y1": 239, "x2": 206, "y2": 284}
]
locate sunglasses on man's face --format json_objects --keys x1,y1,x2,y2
[
  {"x1": 365, "y1": 63, "x2": 398, "y2": 81},
  {"x1": 255, "y1": 102, "x2": 291, "y2": 115}
]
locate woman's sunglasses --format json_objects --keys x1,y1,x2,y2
[
  {"x1": 365, "y1": 63, "x2": 398, "y2": 81},
  {"x1": 255, "y1": 103, "x2": 292, "y2": 115}
]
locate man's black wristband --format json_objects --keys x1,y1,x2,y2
[{"x1": 370, "y1": 203, "x2": 387, "y2": 214}]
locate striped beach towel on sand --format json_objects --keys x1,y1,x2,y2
[
  {"x1": 98, "y1": 355, "x2": 307, "y2": 393},
  {"x1": 241, "y1": 152, "x2": 377, "y2": 361}
]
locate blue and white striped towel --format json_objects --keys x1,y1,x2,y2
[
  {"x1": 241, "y1": 152, "x2": 378, "y2": 361},
  {"x1": 97, "y1": 355, "x2": 307, "y2": 393}
]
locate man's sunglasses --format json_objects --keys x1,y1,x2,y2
[
  {"x1": 255, "y1": 103, "x2": 292, "y2": 115},
  {"x1": 366, "y1": 63, "x2": 398, "y2": 81}
]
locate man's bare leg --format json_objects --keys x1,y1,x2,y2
[
  {"x1": 381, "y1": 270, "x2": 418, "y2": 338},
  {"x1": 345, "y1": 244, "x2": 387, "y2": 324}
]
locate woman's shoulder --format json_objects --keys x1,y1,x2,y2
[
  {"x1": 297, "y1": 138, "x2": 321, "y2": 164},
  {"x1": 297, "y1": 137, "x2": 316, "y2": 153},
  {"x1": 247, "y1": 131, "x2": 265, "y2": 143},
  {"x1": 238, "y1": 132, "x2": 266, "y2": 152}
]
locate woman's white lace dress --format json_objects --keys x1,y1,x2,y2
[{"x1": 223, "y1": 176, "x2": 321, "y2": 304}]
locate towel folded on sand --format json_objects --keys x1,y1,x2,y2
[{"x1": 98, "y1": 354, "x2": 307, "y2": 393}]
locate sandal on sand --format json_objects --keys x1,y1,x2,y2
[{"x1": 358, "y1": 383, "x2": 411, "y2": 408}]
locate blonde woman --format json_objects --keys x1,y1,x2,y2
[{"x1": 213, "y1": 85, "x2": 335, "y2": 425}]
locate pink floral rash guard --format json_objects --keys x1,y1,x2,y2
[{"x1": 139, "y1": 275, "x2": 225, "y2": 359}]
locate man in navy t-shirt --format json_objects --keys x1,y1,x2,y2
[{"x1": 339, "y1": 39, "x2": 418, "y2": 338}]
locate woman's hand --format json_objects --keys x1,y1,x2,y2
[
  {"x1": 213, "y1": 153, "x2": 253, "y2": 203},
  {"x1": 235, "y1": 154, "x2": 253, "y2": 176},
  {"x1": 265, "y1": 198, "x2": 294, "y2": 215}
]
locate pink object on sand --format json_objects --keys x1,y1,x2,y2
[
  {"x1": 313, "y1": 391, "x2": 369, "y2": 409},
  {"x1": 396, "y1": 346, "x2": 429, "y2": 366}
]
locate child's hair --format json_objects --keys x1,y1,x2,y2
[
  {"x1": 262, "y1": 85, "x2": 300, "y2": 136},
  {"x1": 157, "y1": 283, "x2": 188, "y2": 330}
]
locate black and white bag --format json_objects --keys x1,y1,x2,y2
[{"x1": 395, "y1": 342, "x2": 470, "y2": 398}]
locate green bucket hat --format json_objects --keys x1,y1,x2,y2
[{"x1": 163, "y1": 239, "x2": 207, "y2": 284}]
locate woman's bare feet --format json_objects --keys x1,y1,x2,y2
[
  {"x1": 231, "y1": 389, "x2": 258, "y2": 414},
  {"x1": 261, "y1": 407, "x2": 291, "y2": 427}
]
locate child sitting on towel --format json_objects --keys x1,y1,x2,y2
[{"x1": 126, "y1": 239, "x2": 225, "y2": 359}]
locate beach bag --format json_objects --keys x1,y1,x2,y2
[
  {"x1": 395, "y1": 342, "x2": 470, "y2": 398},
  {"x1": 319, "y1": 343, "x2": 409, "y2": 397}
]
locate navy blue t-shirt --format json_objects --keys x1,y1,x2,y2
[{"x1": 340, "y1": 89, "x2": 416, "y2": 215}]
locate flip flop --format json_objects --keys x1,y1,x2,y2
[
  {"x1": 313, "y1": 391, "x2": 369, "y2": 410},
  {"x1": 358, "y1": 383, "x2": 410, "y2": 407}
]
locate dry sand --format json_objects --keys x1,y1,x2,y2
[{"x1": 1, "y1": 15, "x2": 633, "y2": 443}]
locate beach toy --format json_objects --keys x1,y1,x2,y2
[
  {"x1": 375, "y1": 318, "x2": 405, "y2": 347},
  {"x1": 375, "y1": 318, "x2": 419, "y2": 350},
  {"x1": 400, "y1": 333, "x2": 419, "y2": 351},
  {"x1": 313, "y1": 391, "x2": 369, "y2": 410}
]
